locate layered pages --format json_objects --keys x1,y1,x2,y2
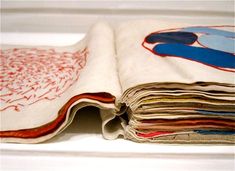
[{"x1": 0, "y1": 20, "x2": 234, "y2": 143}]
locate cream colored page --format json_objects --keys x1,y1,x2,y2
[
  {"x1": 115, "y1": 20, "x2": 235, "y2": 92},
  {"x1": 0, "y1": 22, "x2": 122, "y2": 131},
  {"x1": 73, "y1": 22, "x2": 122, "y2": 99}
]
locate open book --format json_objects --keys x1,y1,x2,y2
[{"x1": 1, "y1": 20, "x2": 234, "y2": 144}]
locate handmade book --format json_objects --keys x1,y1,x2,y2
[{"x1": 0, "y1": 20, "x2": 234, "y2": 143}]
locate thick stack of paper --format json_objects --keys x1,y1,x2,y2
[
  {"x1": 116, "y1": 20, "x2": 235, "y2": 143},
  {"x1": 122, "y1": 83, "x2": 235, "y2": 143}
]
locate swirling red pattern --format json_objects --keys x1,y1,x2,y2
[{"x1": 0, "y1": 48, "x2": 88, "y2": 112}]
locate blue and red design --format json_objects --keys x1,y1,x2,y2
[{"x1": 142, "y1": 26, "x2": 235, "y2": 72}]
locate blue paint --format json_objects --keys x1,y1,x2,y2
[
  {"x1": 196, "y1": 109, "x2": 235, "y2": 116},
  {"x1": 181, "y1": 27, "x2": 235, "y2": 38},
  {"x1": 194, "y1": 130, "x2": 235, "y2": 135},
  {"x1": 146, "y1": 31, "x2": 197, "y2": 44},
  {"x1": 199, "y1": 35, "x2": 235, "y2": 53},
  {"x1": 153, "y1": 43, "x2": 235, "y2": 69}
]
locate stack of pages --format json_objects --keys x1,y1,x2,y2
[{"x1": 0, "y1": 20, "x2": 234, "y2": 143}]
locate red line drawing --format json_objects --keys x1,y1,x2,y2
[{"x1": 0, "y1": 47, "x2": 88, "y2": 112}]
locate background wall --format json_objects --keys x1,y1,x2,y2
[{"x1": 1, "y1": 0, "x2": 234, "y2": 33}]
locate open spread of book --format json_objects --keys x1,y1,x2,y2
[{"x1": 1, "y1": 20, "x2": 234, "y2": 144}]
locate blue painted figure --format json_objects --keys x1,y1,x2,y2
[{"x1": 144, "y1": 26, "x2": 235, "y2": 72}]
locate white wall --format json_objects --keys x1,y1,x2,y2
[{"x1": 1, "y1": 0, "x2": 234, "y2": 33}]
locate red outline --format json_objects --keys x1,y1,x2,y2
[{"x1": 142, "y1": 25, "x2": 235, "y2": 73}]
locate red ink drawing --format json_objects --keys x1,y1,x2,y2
[{"x1": 0, "y1": 48, "x2": 88, "y2": 112}]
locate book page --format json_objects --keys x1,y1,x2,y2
[
  {"x1": 116, "y1": 20, "x2": 234, "y2": 92},
  {"x1": 0, "y1": 22, "x2": 122, "y2": 143}
]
